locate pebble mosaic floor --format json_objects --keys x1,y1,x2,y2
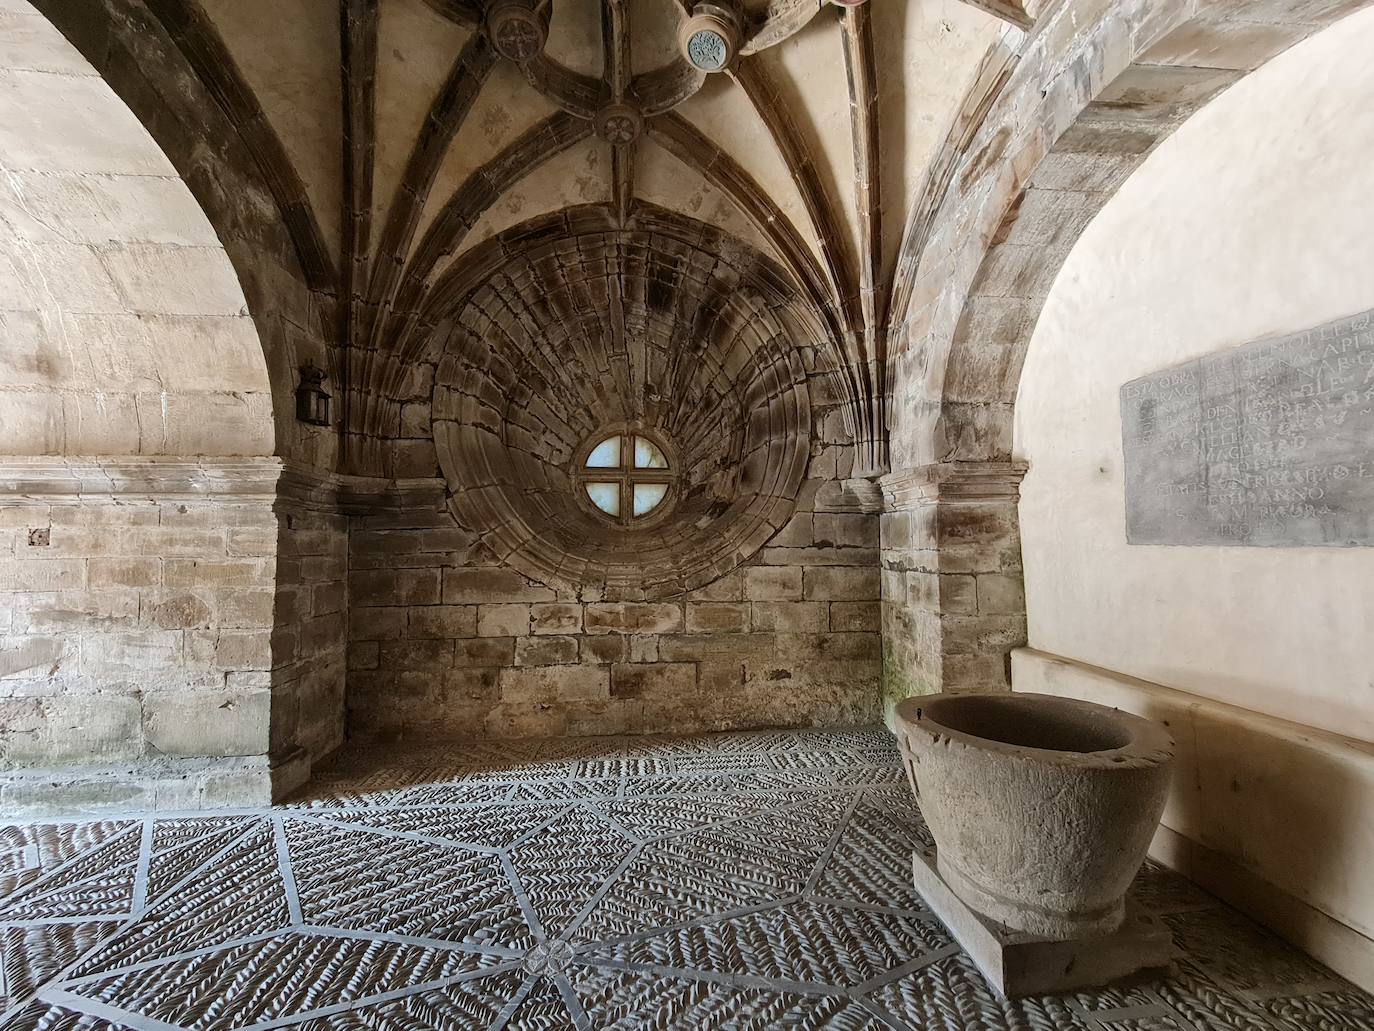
[{"x1": 1, "y1": 726, "x2": 1371, "y2": 1029}]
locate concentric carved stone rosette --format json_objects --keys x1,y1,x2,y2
[
  {"x1": 678, "y1": 2, "x2": 743, "y2": 72},
  {"x1": 594, "y1": 102, "x2": 644, "y2": 145},
  {"x1": 486, "y1": 0, "x2": 550, "y2": 63},
  {"x1": 430, "y1": 208, "x2": 817, "y2": 598}
]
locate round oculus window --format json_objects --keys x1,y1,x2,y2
[{"x1": 575, "y1": 429, "x2": 675, "y2": 526}]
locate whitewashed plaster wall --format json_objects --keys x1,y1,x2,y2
[{"x1": 1015, "y1": 6, "x2": 1374, "y2": 741}]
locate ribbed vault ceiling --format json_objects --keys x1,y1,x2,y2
[{"x1": 188, "y1": 0, "x2": 1033, "y2": 448}]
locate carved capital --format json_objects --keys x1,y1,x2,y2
[{"x1": 879, "y1": 459, "x2": 1028, "y2": 510}]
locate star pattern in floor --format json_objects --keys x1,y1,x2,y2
[{"x1": 1, "y1": 726, "x2": 1370, "y2": 1029}]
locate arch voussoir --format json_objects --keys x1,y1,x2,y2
[{"x1": 879, "y1": 0, "x2": 1373, "y2": 709}]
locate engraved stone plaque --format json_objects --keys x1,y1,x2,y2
[{"x1": 1121, "y1": 308, "x2": 1374, "y2": 547}]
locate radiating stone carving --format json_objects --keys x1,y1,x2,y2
[{"x1": 431, "y1": 208, "x2": 817, "y2": 598}]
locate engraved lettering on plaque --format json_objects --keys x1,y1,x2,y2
[{"x1": 1121, "y1": 307, "x2": 1374, "y2": 547}]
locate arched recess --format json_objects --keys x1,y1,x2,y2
[
  {"x1": 0, "y1": 10, "x2": 270, "y2": 456},
  {"x1": 0, "y1": 3, "x2": 339, "y2": 813},
  {"x1": 1013, "y1": 7, "x2": 1374, "y2": 984},
  {"x1": 346, "y1": 203, "x2": 884, "y2": 744},
  {"x1": 878, "y1": 0, "x2": 1373, "y2": 708},
  {"x1": 30, "y1": 0, "x2": 341, "y2": 470}
]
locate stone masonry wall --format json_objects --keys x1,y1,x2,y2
[
  {"x1": 347, "y1": 500, "x2": 880, "y2": 741},
  {"x1": 878, "y1": 462, "x2": 1027, "y2": 716},
  {"x1": 0, "y1": 461, "x2": 278, "y2": 810},
  {"x1": 0, "y1": 459, "x2": 349, "y2": 813},
  {"x1": 346, "y1": 379, "x2": 884, "y2": 747},
  {"x1": 268, "y1": 470, "x2": 350, "y2": 778}
]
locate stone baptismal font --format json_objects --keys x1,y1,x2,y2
[{"x1": 895, "y1": 692, "x2": 1177, "y2": 996}]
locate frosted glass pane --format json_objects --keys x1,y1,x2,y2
[
  {"x1": 634, "y1": 437, "x2": 668, "y2": 468},
  {"x1": 586, "y1": 436, "x2": 621, "y2": 468},
  {"x1": 632, "y1": 483, "x2": 668, "y2": 517},
  {"x1": 586, "y1": 482, "x2": 621, "y2": 516}
]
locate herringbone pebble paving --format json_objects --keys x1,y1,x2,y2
[{"x1": 1, "y1": 727, "x2": 1370, "y2": 1029}]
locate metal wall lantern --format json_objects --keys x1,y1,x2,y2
[{"x1": 296, "y1": 363, "x2": 332, "y2": 427}]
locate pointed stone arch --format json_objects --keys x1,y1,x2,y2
[{"x1": 880, "y1": 0, "x2": 1373, "y2": 705}]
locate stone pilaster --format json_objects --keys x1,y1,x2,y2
[{"x1": 878, "y1": 460, "x2": 1027, "y2": 718}]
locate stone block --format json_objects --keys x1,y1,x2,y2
[
  {"x1": 829, "y1": 601, "x2": 880, "y2": 632},
  {"x1": 80, "y1": 630, "x2": 180, "y2": 673},
  {"x1": 348, "y1": 568, "x2": 441, "y2": 606},
  {"x1": 99, "y1": 242, "x2": 247, "y2": 316},
  {"x1": 585, "y1": 602, "x2": 683, "y2": 635},
  {"x1": 214, "y1": 629, "x2": 273, "y2": 670},
  {"x1": 348, "y1": 641, "x2": 380, "y2": 670},
  {"x1": 803, "y1": 566, "x2": 880, "y2": 601},
  {"x1": 941, "y1": 614, "x2": 1029, "y2": 656},
  {"x1": 688, "y1": 570, "x2": 743, "y2": 601},
  {"x1": 88, "y1": 557, "x2": 160, "y2": 588},
  {"x1": 218, "y1": 589, "x2": 275, "y2": 628},
  {"x1": 752, "y1": 601, "x2": 825, "y2": 633},
  {"x1": 0, "y1": 559, "x2": 83, "y2": 591},
  {"x1": 0, "y1": 694, "x2": 142, "y2": 766},
  {"x1": 813, "y1": 513, "x2": 880, "y2": 549},
  {"x1": 771, "y1": 513, "x2": 812, "y2": 547},
  {"x1": 698, "y1": 660, "x2": 744, "y2": 694},
  {"x1": 311, "y1": 580, "x2": 347, "y2": 616},
  {"x1": 379, "y1": 638, "x2": 455, "y2": 670},
  {"x1": 628, "y1": 635, "x2": 659, "y2": 662},
  {"x1": 977, "y1": 573, "x2": 1026, "y2": 614},
  {"x1": 935, "y1": 504, "x2": 1023, "y2": 574},
  {"x1": 686, "y1": 603, "x2": 751, "y2": 633},
  {"x1": 16, "y1": 590, "x2": 139, "y2": 632},
  {"x1": 165, "y1": 559, "x2": 269, "y2": 590},
  {"x1": 516, "y1": 635, "x2": 579, "y2": 666},
  {"x1": 143, "y1": 591, "x2": 213, "y2": 630},
  {"x1": 225, "y1": 526, "x2": 275, "y2": 558},
  {"x1": 349, "y1": 605, "x2": 407, "y2": 641},
  {"x1": 299, "y1": 613, "x2": 344, "y2": 660},
  {"x1": 442, "y1": 667, "x2": 500, "y2": 702},
  {"x1": 567, "y1": 699, "x2": 645, "y2": 737},
  {"x1": 454, "y1": 637, "x2": 515, "y2": 667},
  {"x1": 658, "y1": 632, "x2": 776, "y2": 662},
  {"x1": 744, "y1": 566, "x2": 803, "y2": 600},
  {"x1": 483, "y1": 703, "x2": 569, "y2": 739},
  {"x1": 611, "y1": 662, "x2": 696, "y2": 700},
  {"x1": 945, "y1": 653, "x2": 1013, "y2": 691},
  {"x1": 531, "y1": 602, "x2": 582, "y2": 635},
  {"x1": 478, "y1": 603, "x2": 530, "y2": 637},
  {"x1": 500, "y1": 665, "x2": 608, "y2": 703},
  {"x1": 443, "y1": 567, "x2": 555, "y2": 603},
  {"x1": 940, "y1": 574, "x2": 979, "y2": 615},
  {"x1": 776, "y1": 631, "x2": 881, "y2": 662},
  {"x1": 581, "y1": 635, "x2": 627, "y2": 664},
  {"x1": 143, "y1": 689, "x2": 269, "y2": 758},
  {"x1": 409, "y1": 605, "x2": 477, "y2": 639}
]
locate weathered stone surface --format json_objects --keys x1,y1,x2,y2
[
  {"x1": 1122, "y1": 308, "x2": 1374, "y2": 547},
  {"x1": 911, "y1": 845, "x2": 1178, "y2": 997},
  {"x1": 895, "y1": 692, "x2": 1174, "y2": 940}
]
